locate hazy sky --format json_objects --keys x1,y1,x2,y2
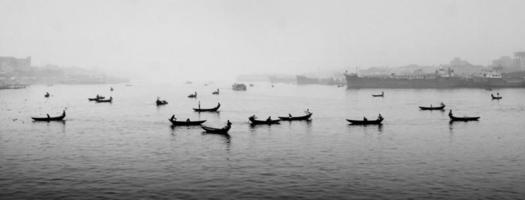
[{"x1": 1, "y1": 0, "x2": 524, "y2": 81}]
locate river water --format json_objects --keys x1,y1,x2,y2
[{"x1": 1, "y1": 83, "x2": 525, "y2": 199}]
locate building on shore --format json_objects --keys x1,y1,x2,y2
[
  {"x1": 1, "y1": 56, "x2": 127, "y2": 89},
  {"x1": 490, "y1": 51, "x2": 525, "y2": 72},
  {"x1": 0, "y1": 56, "x2": 31, "y2": 74}
]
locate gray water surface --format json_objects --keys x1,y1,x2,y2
[{"x1": 1, "y1": 83, "x2": 525, "y2": 199}]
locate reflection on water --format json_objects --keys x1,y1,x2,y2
[
  {"x1": 1, "y1": 84, "x2": 525, "y2": 199},
  {"x1": 202, "y1": 132, "x2": 231, "y2": 149}
]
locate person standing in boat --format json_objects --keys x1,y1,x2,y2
[
  {"x1": 266, "y1": 116, "x2": 272, "y2": 122},
  {"x1": 378, "y1": 114, "x2": 383, "y2": 120},
  {"x1": 363, "y1": 116, "x2": 368, "y2": 122}
]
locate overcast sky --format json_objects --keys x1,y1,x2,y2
[{"x1": 1, "y1": 0, "x2": 524, "y2": 81}]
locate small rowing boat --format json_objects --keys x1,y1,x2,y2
[
  {"x1": 193, "y1": 102, "x2": 220, "y2": 112},
  {"x1": 95, "y1": 96, "x2": 112, "y2": 103},
  {"x1": 169, "y1": 115, "x2": 206, "y2": 126},
  {"x1": 201, "y1": 120, "x2": 232, "y2": 134},
  {"x1": 88, "y1": 95, "x2": 105, "y2": 101},
  {"x1": 419, "y1": 102, "x2": 445, "y2": 110},
  {"x1": 188, "y1": 92, "x2": 197, "y2": 98},
  {"x1": 156, "y1": 97, "x2": 168, "y2": 106},
  {"x1": 32, "y1": 110, "x2": 66, "y2": 121},
  {"x1": 249, "y1": 115, "x2": 280, "y2": 125},
  {"x1": 347, "y1": 114, "x2": 384, "y2": 125},
  {"x1": 491, "y1": 93, "x2": 502, "y2": 100},
  {"x1": 448, "y1": 110, "x2": 479, "y2": 122},
  {"x1": 278, "y1": 110, "x2": 312, "y2": 121},
  {"x1": 372, "y1": 91, "x2": 384, "y2": 97}
]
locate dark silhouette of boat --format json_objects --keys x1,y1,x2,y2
[
  {"x1": 448, "y1": 110, "x2": 479, "y2": 121},
  {"x1": 491, "y1": 93, "x2": 502, "y2": 100},
  {"x1": 372, "y1": 91, "x2": 384, "y2": 97},
  {"x1": 95, "y1": 96, "x2": 112, "y2": 103},
  {"x1": 278, "y1": 110, "x2": 312, "y2": 121},
  {"x1": 44, "y1": 92, "x2": 50, "y2": 98},
  {"x1": 193, "y1": 102, "x2": 220, "y2": 112},
  {"x1": 232, "y1": 83, "x2": 247, "y2": 91},
  {"x1": 169, "y1": 115, "x2": 206, "y2": 126},
  {"x1": 88, "y1": 95, "x2": 105, "y2": 101},
  {"x1": 347, "y1": 114, "x2": 384, "y2": 125},
  {"x1": 201, "y1": 120, "x2": 232, "y2": 134},
  {"x1": 249, "y1": 115, "x2": 280, "y2": 125},
  {"x1": 212, "y1": 89, "x2": 220, "y2": 95},
  {"x1": 419, "y1": 102, "x2": 445, "y2": 110},
  {"x1": 156, "y1": 97, "x2": 168, "y2": 106},
  {"x1": 32, "y1": 110, "x2": 66, "y2": 121},
  {"x1": 188, "y1": 92, "x2": 197, "y2": 98}
]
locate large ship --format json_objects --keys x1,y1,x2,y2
[
  {"x1": 297, "y1": 75, "x2": 344, "y2": 85},
  {"x1": 345, "y1": 69, "x2": 525, "y2": 89}
]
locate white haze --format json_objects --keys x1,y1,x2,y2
[{"x1": 1, "y1": 0, "x2": 525, "y2": 82}]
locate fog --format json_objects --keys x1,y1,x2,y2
[{"x1": 1, "y1": 0, "x2": 525, "y2": 82}]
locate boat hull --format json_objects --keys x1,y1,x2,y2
[
  {"x1": 169, "y1": 119, "x2": 206, "y2": 126},
  {"x1": 278, "y1": 113, "x2": 312, "y2": 121},
  {"x1": 346, "y1": 119, "x2": 383, "y2": 125}
]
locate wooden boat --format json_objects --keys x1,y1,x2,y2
[
  {"x1": 448, "y1": 110, "x2": 479, "y2": 121},
  {"x1": 193, "y1": 103, "x2": 220, "y2": 112},
  {"x1": 169, "y1": 115, "x2": 206, "y2": 126},
  {"x1": 156, "y1": 97, "x2": 168, "y2": 106},
  {"x1": 32, "y1": 110, "x2": 66, "y2": 121},
  {"x1": 249, "y1": 115, "x2": 280, "y2": 125},
  {"x1": 347, "y1": 115, "x2": 384, "y2": 125},
  {"x1": 95, "y1": 97, "x2": 112, "y2": 103},
  {"x1": 491, "y1": 94, "x2": 502, "y2": 100},
  {"x1": 372, "y1": 91, "x2": 384, "y2": 97},
  {"x1": 201, "y1": 120, "x2": 232, "y2": 134},
  {"x1": 212, "y1": 89, "x2": 220, "y2": 95},
  {"x1": 419, "y1": 103, "x2": 445, "y2": 110},
  {"x1": 278, "y1": 112, "x2": 312, "y2": 121},
  {"x1": 88, "y1": 95, "x2": 105, "y2": 101},
  {"x1": 188, "y1": 92, "x2": 197, "y2": 98}
]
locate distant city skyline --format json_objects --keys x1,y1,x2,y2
[{"x1": 1, "y1": 0, "x2": 525, "y2": 81}]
